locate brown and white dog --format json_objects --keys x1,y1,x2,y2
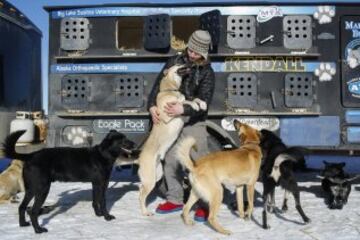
[
  {"x1": 177, "y1": 121, "x2": 262, "y2": 235},
  {"x1": 0, "y1": 160, "x2": 24, "y2": 203},
  {"x1": 138, "y1": 64, "x2": 206, "y2": 216}
]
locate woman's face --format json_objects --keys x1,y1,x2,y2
[{"x1": 187, "y1": 48, "x2": 203, "y2": 62}]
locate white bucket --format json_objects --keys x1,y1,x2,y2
[{"x1": 10, "y1": 111, "x2": 35, "y2": 143}]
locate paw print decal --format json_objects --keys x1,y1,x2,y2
[
  {"x1": 313, "y1": 6, "x2": 335, "y2": 24},
  {"x1": 315, "y1": 63, "x2": 336, "y2": 82}
]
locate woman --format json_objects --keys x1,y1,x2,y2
[{"x1": 147, "y1": 30, "x2": 215, "y2": 222}]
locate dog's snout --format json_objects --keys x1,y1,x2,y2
[{"x1": 177, "y1": 67, "x2": 191, "y2": 77}]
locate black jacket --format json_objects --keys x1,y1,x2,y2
[{"x1": 147, "y1": 52, "x2": 215, "y2": 125}]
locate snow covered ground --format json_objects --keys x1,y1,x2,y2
[{"x1": 0, "y1": 166, "x2": 360, "y2": 240}]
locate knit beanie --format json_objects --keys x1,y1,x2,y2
[{"x1": 187, "y1": 30, "x2": 211, "y2": 59}]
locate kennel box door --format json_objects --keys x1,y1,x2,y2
[
  {"x1": 283, "y1": 15, "x2": 312, "y2": 50},
  {"x1": 60, "y1": 18, "x2": 90, "y2": 51},
  {"x1": 284, "y1": 73, "x2": 313, "y2": 108},
  {"x1": 144, "y1": 14, "x2": 171, "y2": 52},
  {"x1": 226, "y1": 15, "x2": 256, "y2": 49},
  {"x1": 200, "y1": 9, "x2": 221, "y2": 52}
]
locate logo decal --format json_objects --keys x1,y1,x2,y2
[
  {"x1": 348, "y1": 78, "x2": 360, "y2": 97},
  {"x1": 257, "y1": 6, "x2": 283, "y2": 23}
]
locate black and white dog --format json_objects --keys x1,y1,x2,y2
[
  {"x1": 260, "y1": 129, "x2": 310, "y2": 229},
  {"x1": 318, "y1": 161, "x2": 359, "y2": 209}
]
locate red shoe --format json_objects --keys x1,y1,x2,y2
[
  {"x1": 156, "y1": 201, "x2": 183, "y2": 214},
  {"x1": 194, "y1": 207, "x2": 209, "y2": 222}
]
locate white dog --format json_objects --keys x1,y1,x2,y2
[
  {"x1": 0, "y1": 160, "x2": 24, "y2": 203},
  {"x1": 138, "y1": 64, "x2": 206, "y2": 216}
]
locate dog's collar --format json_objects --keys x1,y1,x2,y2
[
  {"x1": 243, "y1": 141, "x2": 260, "y2": 145},
  {"x1": 120, "y1": 147, "x2": 133, "y2": 155},
  {"x1": 160, "y1": 89, "x2": 179, "y2": 92}
]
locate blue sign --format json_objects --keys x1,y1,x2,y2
[
  {"x1": 51, "y1": 6, "x2": 318, "y2": 19},
  {"x1": 50, "y1": 61, "x2": 335, "y2": 74}
]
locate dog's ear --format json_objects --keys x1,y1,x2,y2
[
  {"x1": 233, "y1": 119, "x2": 243, "y2": 131},
  {"x1": 257, "y1": 131, "x2": 262, "y2": 141},
  {"x1": 163, "y1": 68, "x2": 169, "y2": 76}
]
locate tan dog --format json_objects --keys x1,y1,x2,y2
[
  {"x1": 177, "y1": 121, "x2": 262, "y2": 235},
  {"x1": 0, "y1": 160, "x2": 24, "y2": 203},
  {"x1": 138, "y1": 64, "x2": 206, "y2": 216}
]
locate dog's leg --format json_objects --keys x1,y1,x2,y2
[
  {"x1": 262, "y1": 181, "x2": 274, "y2": 229},
  {"x1": 282, "y1": 190, "x2": 290, "y2": 212},
  {"x1": 236, "y1": 186, "x2": 245, "y2": 218},
  {"x1": 18, "y1": 177, "x2": 25, "y2": 192},
  {"x1": 245, "y1": 184, "x2": 255, "y2": 219},
  {"x1": 139, "y1": 163, "x2": 157, "y2": 216},
  {"x1": 291, "y1": 184, "x2": 310, "y2": 224},
  {"x1": 19, "y1": 190, "x2": 34, "y2": 227},
  {"x1": 181, "y1": 189, "x2": 199, "y2": 226},
  {"x1": 30, "y1": 185, "x2": 50, "y2": 233},
  {"x1": 328, "y1": 194, "x2": 335, "y2": 208},
  {"x1": 92, "y1": 182, "x2": 103, "y2": 216},
  {"x1": 99, "y1": 180, "x2": 115, "y2": 221},
  {"x1": 262, "y1": 193, "x2": 271, "y2": 229},
  {"x1": 183, "y1": 100, "x2": 200, "y2": 111},
  {"x1": 208, "y1": 186, "x2": 231, "y2": 235},
  {"x1": 269, "y1": 189, "x2": 275, "y2": 213}
]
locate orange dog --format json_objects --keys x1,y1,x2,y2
[{"x1": 177, "y1": 121, "x2": 262, "y2": 235}]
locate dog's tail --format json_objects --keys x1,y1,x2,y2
[
  {"x1": 270, "y1": 153, "x2": 297, "y2": 182},
  {"x1": 176, "y1": 137, "x2": 196, "y2": 172},
  {"x1": 2, "y1": 130, "x2": 30, "y2": 160}
]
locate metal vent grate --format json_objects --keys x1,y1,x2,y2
[
  {"x1": 60, "y1": 18, "x2": 90, "y2": 51},
  {"x1": 227, "y1": 16, "x2": 256, "y2": 49},
  {"x1": 284, "y1": 73, "x2": 313, "y2": 107},
  {"x1": 227, "y1": 73, "x2": 257, "y2": 108},
  {"x1": 61, "y1": 76, "x2": 90, "y2": 107},
  {"x1": 144, "y1": 14, "x2": 171, "y2": 51},
  {"x1": 283, "y1": 15, "x2": 312, "y2": 49},
  {"x1": 115, "y1": 75, "x2": 144, "y2": 107}
]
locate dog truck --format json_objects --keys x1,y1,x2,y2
[
  {"x1": 0, "y1": 1, "x2": 42, "y2": 153},
  {"x1": 45, "y1": 0, "x2": 360, "y2": 159}
]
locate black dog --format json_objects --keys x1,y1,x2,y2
[
  {"x1": 260, "y1": 129, "x2": 310, "y2": 229},
  {"x1": 3, "y1": 130, "x2": 135, "y2": 234},
  {"x1": 319, "y1": 161, "x2": 356, "y2": 209}
]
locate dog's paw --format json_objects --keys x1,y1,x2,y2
[
  {"x1": 313, "y1": 6, "x2": 335, "y2": 24},
  {"x1": 281, "y1": 205, "x2": 288, "y2": 212},
  {"x1": 314, "y1": 63, "x2": 336, "y2": 81},
  {"x1": 104, "y1": 214, "x2": 115, "y2": 221},
  {"x1": 263, "y1": 224, "x2": 271, "y2": 230},
  {"x1": 184, "y1": 219, "x2": 195, "y2": 226},
  {"x1": 304, "y1": 217, "x2": 311, "y2": 224},
  {"x1": 221, "y1": 229, "x2": 232, "y2": 235},
  {"x1": 34, "y1": 227, "x2": 48, "y2": 234},
  {"x1": 266, "y1": 205, "x2": 275, "y2": 213},
  {"x1": 142, "y1": 211, "x2": 154, "y2": 216},
  {"x1": 181, "y1": 214, "x2": 194, "y2": 226},
  {"x1": 19, "y1": 221, "x2": 31, "y2": 227}
]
